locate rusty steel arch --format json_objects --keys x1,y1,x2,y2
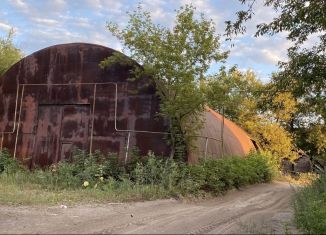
[{"x1": 0, "y1": 43, "x2": 171, "y2": 168}]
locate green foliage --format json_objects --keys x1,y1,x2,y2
[
  {"x1": 307, "y1": 125, "x2": 326, "y2": 156},
  {"x1": 132, "y1": 155, "x2": 181, "y2": 191},
  {"x1": 0, "y1": 29, "x2": 22, "y2": 76},
  {"x1": 225, "y1": 0, "x2": 326, "y2": 164},
  {"x1": 101, "y1": 4, "x2": 228, "y2": 159},
  {"x1": 205, "y1": 66, "x2": 264, "y2": 121},
  {"x1": 29, "y1": 150, "x2": 123, "y2": 190},
  {"x1": 0, "y1": 150, "x2": 271, "y2": 203},
  {"x1": 186, "y1": 152, "x2": 272, "y2": 195},
  {"x1": 130, "y1": 152, "x2": 272, "y2": 195},
  {"x1": 294, "y1": 174, "x2": 326, "y2": 234},
  {"x1": 0, "y1": 149, "x2": 22, "y2": 174},
  {"x1": 129, "y1": 152, "x2": 272, "y2": 195},
  {"x1": 226, "y1": 0, "x2": 325, "y2": 47}
]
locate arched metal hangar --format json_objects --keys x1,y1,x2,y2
[{"x1": 0, "y1": 43, "x2": 257, "y2": 167}]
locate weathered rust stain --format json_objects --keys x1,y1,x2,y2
[{"x1": 0, "y1": 43, "x2": 170, "y2": 168}]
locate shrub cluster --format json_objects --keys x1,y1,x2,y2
[
  {"x1": 31, "y1": 150, "x2": 124, "y2": 190},
  {"x1": 0, "y1": 149, "x2": 271, "y2": 195},
  {"x1": 186, "y1": 153, "x2": 272, "y2": 194},
  {"x1": 294, "y1": 173, "x2": 326, "y2": 234},
  {"x1": 0, "y1": 150, "x2": 22, "y2": 174}
]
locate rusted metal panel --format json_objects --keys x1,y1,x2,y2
[
  {"x1": 188, "y1": 107, "x2": 257, "y2": 163},
  {"x1": 0, "y1": 43, "x2": 170, "y2": 168},
  {"x1": 60, "y1": 105, "x2": 91, "y2": 160},
  {"x1": 33, "y1": 105, "x2": 63, "y2": 167},
  {"x1": 31, "y1": 104, "x2": 91, "y2": 167}
]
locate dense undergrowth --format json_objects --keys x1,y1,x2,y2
[
  {"x1": 294, "y1": 173, "x2": 326, "y2": 234},
  {"x1": 0, "y1": 149, "x2": 271, "y2": 205}
]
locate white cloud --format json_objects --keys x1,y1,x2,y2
[
  {"x1": 178, "y1": 0, "x2": 222, "y2": 29},
  {"x1": 228, "y1": 34, "x2": 291, "y2": 67},
  {"x1": 48, "y1": 0, "x2": 66, "y2": 10},
  {"x1": 301, "y1": 32, "x2": 323, "y2": 49},
  {"x1": 0, "y1": 22, "x2": 12, "y2": 31},
  {"x1": 10, "y1": 0, "x2": 29, "y2": 12},
  {"x1": 73, "y1": 17, "x2": 91, "y2": 28},
  {"x1": 85, "y1": 0, "x2": 123, "y2": 14},
  {"x1": 32, "y1": 18, "x2": 60, "y2": 26},
  {"x1": 260, "y1": 48, "x2": 282, "y2": 64}
]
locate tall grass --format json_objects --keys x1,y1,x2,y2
[
  {"x1": 0, "y1": 149, "x2": 271, "y2": 205},
  {"x1": 294, "y1": 173, "x2": 326, "y2": 234}
]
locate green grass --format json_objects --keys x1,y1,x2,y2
[
  {"x1": 0, "y1": 173, "x2": 172, "y2": 205},
  {"x1": 0, "y1": 149, "x2": 272, "y2": 205},
  {"x1": 293, "y1": 173, "x2": 326, "y2": 234}
]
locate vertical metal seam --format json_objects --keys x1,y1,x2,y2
[
  {"x1": 114, "y1": 83, "x2": 118, "y2": 131},
  {"x1": 0, "y1": 133, "x2": 4, "y2": 151},
  {"x1": 124, "y1": 131, "x2": 131, "y2": 164},
  {"x1": 89, "y1": 84, "x2": 97, "y2": 155},
  {"x1": 13, "y1": 84, "x2": 25, "y2": 159},
  {"x1": 0, "y1": 85, "x2": 20, "y2": 135},
  {"x1": 204, "y1": 137, "x2": 208, "y2": 159}
]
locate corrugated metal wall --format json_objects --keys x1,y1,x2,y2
[{"x1": 0, "y1": 43, "x2": 170, "y2": 168}]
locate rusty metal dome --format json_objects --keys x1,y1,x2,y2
[
  {"x1": 0, "y1": 43, "x2": 170, "y2": 168},
  {"x1": 189, "y1": 107, "x2": 258, "y2": 163}
]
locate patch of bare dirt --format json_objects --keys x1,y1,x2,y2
[{"x1": 0, "y1": 181, "x2": 299, "y2": 234}]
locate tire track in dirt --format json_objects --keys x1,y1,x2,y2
[
  {"x1": 187, "y1": 190, "x2": 292, "y2": 234},
  {"x1": 0, "y1": 182, "x2": 299, "y2": 234}
]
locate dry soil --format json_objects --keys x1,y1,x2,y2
[{"x1": 0, "y1": 181, "x2": 300, "y2": 234}]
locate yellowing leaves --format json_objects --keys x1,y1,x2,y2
[{"x1": 272, "y1": 92, "x2": 298, "y2": 123}]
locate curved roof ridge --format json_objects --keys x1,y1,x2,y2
[{"x1": 205, "y1": 106, "x2": 251, "y2": 139}]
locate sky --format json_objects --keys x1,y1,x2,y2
[{"x1": 0, "y1": 0, "x2": 295, "y2": 82}]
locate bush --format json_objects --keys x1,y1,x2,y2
[
  {"x1": 129, "y1": 152, "x2": 271, "y2": 195},
  {"x1": 24, "y1": 150, "x2": 124, "y2": 190},
  {"x1": 0, "y1": 149, "x2": 272, "y2": 199},
  {"x1": 58, "y1": 150, "x2": 124, "y2": 189},
  {"x1": 0, "y1": 149, "x2": 22, "y2": 174},
  {"x1": 132, "y1": 153, "x2": 181, "y2": 188},
  {"x1": 294, "y1": 173, "x2": 326, "y2": 234},
  {"x1": 184, "y1": 152, "x2": 272, "y2": 195}
]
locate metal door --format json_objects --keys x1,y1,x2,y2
[
  {"x1": 60, "y1": 105, "x2": 91, "y2": 161},
  {"x1": 33, "y1": 105, "x2": 63, "y2": 167},
  {"x1": 32, "y1": 104, "x2": 90, "y2": 167}
]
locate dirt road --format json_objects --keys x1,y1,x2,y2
[{"x1": 0, "y1": 182, "x2": 299, "y2": 234}]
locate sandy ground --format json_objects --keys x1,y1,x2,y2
[{"x1": 0, "y1": 181, "x2": 299, "y2": 234}]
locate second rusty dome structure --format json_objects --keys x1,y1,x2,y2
[{"x1": 0, "y1": 43, "x2": 257, "y2": 168}]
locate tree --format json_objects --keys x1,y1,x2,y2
[
  {"x1": 226, "y1": 0, "x2": 326, "y2": 163},
  {"x1": 0, "y1": 29, "x2": 22, "y2": 77},
  {"x1": 205, "y1": 66, "x2": 263, "y2": 121},
  {"x1": 225, "y1": 0, "x2": 325, "y2": 46},
  {"x1": 101, "y1": 4, "x2": 228, "y2": 159},
  {"x1": 225, "y1": 0, "x2": 325, "y2": 117}
]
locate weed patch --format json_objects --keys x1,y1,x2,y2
[
  {"x1": 0, "y1": 149, "x2": 271, "y2": 205},
  {"x1": 294, "y1": 173, "x2": 326, "y2": 234}
]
